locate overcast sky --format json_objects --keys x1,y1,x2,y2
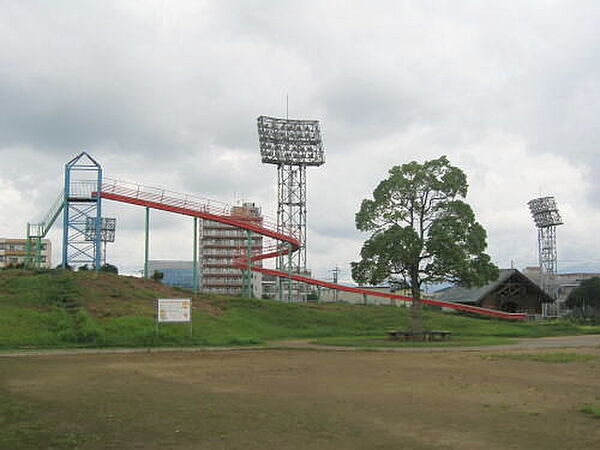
[{"x1": 1, "y1": 0, "x2": 599, "y2": 281}]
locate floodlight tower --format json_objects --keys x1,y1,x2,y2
[
  {"x1": 528, "y1": 196, "x2": 563, "y2": 302},
  {"x1": 85, "y1": 217, "x2": 116, "y2": 265},
  {"x1": 257, "y1": 116, "x2": 325, "y2": 298}
]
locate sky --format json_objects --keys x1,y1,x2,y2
[{"x1": 1, "y1": 0, "x2": 599, "y2": 281}]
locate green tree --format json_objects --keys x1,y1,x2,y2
[
  {"x1": 566, "y1": 277, "x2": 600, "y2": 321},
  {"x1": 352, "y1": 156, "x2": 498, "y2": 333}
]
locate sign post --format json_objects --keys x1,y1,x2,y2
[{"x1": 156, "y1": 298, "x2": 192, "y2": 338}]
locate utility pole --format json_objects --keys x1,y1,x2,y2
[{"x1": 332, "y1": 266, "x2": 340, "y2": 302}]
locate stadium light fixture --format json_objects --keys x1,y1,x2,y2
[
  {"x1": 528, "y1": 196, "x2": 563, "y2": 229},
  {"x1": 257, "y1": 115, "x2": 325, "y2": 166},
  {"x1": 85, "y1": 217, "x2": 116, "y2": 243}
]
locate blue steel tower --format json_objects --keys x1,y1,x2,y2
[{"x1": 62, "y1": 152, "x2": 103, "y2": 271}]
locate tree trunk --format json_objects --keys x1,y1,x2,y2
[{"x1": 409, "y1": 270, "x2": 423, "y2": 335}]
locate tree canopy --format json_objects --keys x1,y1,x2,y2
[
  {"x1": 565, "y1": 277, "x2": 600, "y2": 319},
  {"x1": 352, "y1": 155, "x2": 498, "y2": 332}
]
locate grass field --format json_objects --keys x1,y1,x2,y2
[
  {"x1": 1, "y1": 269, "x2": 599, "y2": 350},
  {"x1": 2, "y1": 270, "x2": 600, "y2": 448},
  {"x1": 2, "y1": 348, "x2": 600, "y2": 449},
  {"x1": 580, "y1": 403, "x2": 600, "y2": 419}
]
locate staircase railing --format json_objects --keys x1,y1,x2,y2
[{"x1": 25, "y1": 192, "x2": 64, "y2": 268}]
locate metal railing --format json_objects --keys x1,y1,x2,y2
[
  {"x1": 101, "y1": 177, "x2": 295, "y2": 240},
  {"x1": 99, "y1": 177, "x2": 525, "y2": 320},
  {"x1": 28, "y1": 192, "x2": 64, "y2": 238}
]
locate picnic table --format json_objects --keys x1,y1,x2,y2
[{"x1": 386, "y1": 330, "x2": 452, "y2": 341}]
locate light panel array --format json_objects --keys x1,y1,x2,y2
[
  {"x1": 528, "y1": 196, "x2": 563, "y2": 228},
  {"x1": 257, "y1": 115, "x2": 325, "y2": 166},
  {"x1": 85, "y1": 217, "x2": 116, "y2": 243}
]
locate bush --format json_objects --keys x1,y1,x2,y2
[
  {"x1": 566, "y1": 277, "x2": 600, "y2": 324},
  {"x1": 2, "y1": 263, "x2": 25, "y2": 270},
  {"x1": 100, "y1": 263, "x2": 118, "y2": 274},
  {"x1": 306, "y1": 292, "x2": 319, "y2": 301},
  {"x1": 151, "y1": 271, "x2": 164, "y2": 282}
]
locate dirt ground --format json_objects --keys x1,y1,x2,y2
[{"x1": 2, "y1": 346, "x2": 600, "y2": 449}]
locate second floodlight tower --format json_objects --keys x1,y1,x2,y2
[
  {"x1": 257, "y1": 115, "x2": 325, "y2": 286},
  {"x1": 528, "y1": 196, "x2": 563, "y2": 301}
]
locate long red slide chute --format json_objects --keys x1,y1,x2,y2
[{"x1": 99, "y1": 178, "x2": 527, "y2": 321}]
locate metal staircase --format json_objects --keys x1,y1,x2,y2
[{"x1": 26, "y1": 192, "x2": 64, "y2": 268}]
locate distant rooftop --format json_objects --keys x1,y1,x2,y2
[{"x1": 433, "y1": 269, "x2": 553, "y2": 305}]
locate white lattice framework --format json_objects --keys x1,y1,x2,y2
[
  {"x1": 257, "y1": 116, "x2": 325, "y2": 300},
  {"x1": 528, "y1": 196, "x2": 563, "y2": 302}
]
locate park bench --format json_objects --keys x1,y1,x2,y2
[{"x1": 386, "y1": 330, "x2": 452, "y2": 341}]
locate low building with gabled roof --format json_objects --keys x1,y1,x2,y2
[{"x1": 432, "y1": 269, "x2": 553, "y2": 314}]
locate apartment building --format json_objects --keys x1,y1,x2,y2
[
  {"x1": 0, "y1": 238, "x2": 52, "y2": 268},
  {"x1": 200, "y1": 202, "x2": 263, "y2": 297}
]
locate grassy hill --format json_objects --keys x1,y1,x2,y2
[{"x1": 0, "y1": 269, "x2": 598, "y2": 350}]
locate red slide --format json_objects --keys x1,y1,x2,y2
[{"x1": 99, "y1": 178, "x2": 527, "y2": 321}]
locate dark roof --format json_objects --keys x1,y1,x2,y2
[{"x1": 432, "y1": 269, "x2": 553, "y2": 304}]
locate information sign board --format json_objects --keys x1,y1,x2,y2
[{"x1": 157, "y1": 298, "x2": 191, "y2": 323}]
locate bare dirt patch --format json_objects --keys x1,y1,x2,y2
[
  {"x1": 75, "y1": 273, "x2": 225, "y2": 318},
  {"x1": 2, "y1": 348, "x2": 600, "y2": 449}
]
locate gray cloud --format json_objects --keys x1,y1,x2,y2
[{"x1": 1, "y1": 0, "x2": 599, "y2": 276}]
